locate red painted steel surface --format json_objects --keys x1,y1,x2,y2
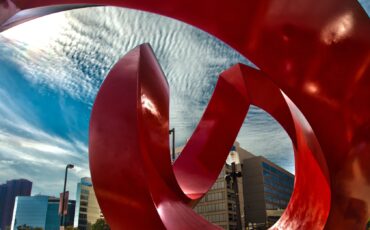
[
  {"x1": 1, "y1": 0, "x2": 369, "y2": 229},
  {"x1": 89, "y1": 44, "x2": 331, "y2": 229},
  {"x1": 89, "y1": 44, "x2": 217, "y2": 229}
]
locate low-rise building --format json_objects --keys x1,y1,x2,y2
[{"x1": 10, "y1": 195, "x2": 75, "y2": 230}]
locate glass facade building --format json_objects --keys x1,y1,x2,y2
[
  {"x1": 47, "y1": 198, "x2": 75, "y2": 229},
  {"x1": 11, "y1": 196, "x2": 75, "y2": 230},
  {"x1": 262, "y1": 162, "x2": 294, "y2": 211},
  {"x1": 11, "y1": 196, "x2": 48, "y2": 230},
  {"x1": 0, "y1": 179, "x2": 32, "y2": 230},
  {"x1": 177, "y1": 142, "x2": 254, "y2": 230},
  {"x1": 243, "y1": 157, "x2": 294, "y2": 229},
  {"x1": 176, "y1": 141, "x2": 295, "y2": 230}
]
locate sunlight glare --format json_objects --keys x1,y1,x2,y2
[{"x1": 1, "y1": 12, "x2": 68, "y2": 49}]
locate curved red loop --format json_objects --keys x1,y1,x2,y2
[
  {"x1": 90, "y1": 43, "x2": 331, "y2": 229},
  {"x1": 89, "y1": 44, "x2": 217, "y2": 229},
  {"x1": 1, "y1": 1, "x2": 369, "y2": 229}
]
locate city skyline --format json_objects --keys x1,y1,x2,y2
[
  {"x1": 0, "y1": 2, "x2": 369, "y2": 200},
  {"x1": 4, "y1": 144, "x2": 293, "y2": 230}
]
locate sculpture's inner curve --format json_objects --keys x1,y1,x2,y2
[
  {"x1": 1, "y1": 1, "x2": 369, "y2": 229},
  {"x1": 89, "y1": 43, "x2": 330, "y2": 229}
]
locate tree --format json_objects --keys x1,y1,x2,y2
[
  {"x1": 65, "y1": 226, "x2": 78, "y2": 230},
  {"x1": 91, "y1": 219, "x2": 110, "y2": 230},
  {"x1": 17, "y1": 225, "x2": 31, "y2": 230},
  {"x1": 16, "y1": 225, "x2": 43, "y2": 230}
]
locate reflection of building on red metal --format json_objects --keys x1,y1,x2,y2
[{"x1": 1, "y1": 1, "x2": 369, "y2": 229}]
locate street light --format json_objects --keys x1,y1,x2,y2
[
  {"x1": 169, "y1": 128, "x2": 175, "y2": 162},
  {"x1": 60, "y1": 164, "x2": 74, "y2": 228},
  {"x1": 225, "y1": 162, "x2": 242, "y2": 230}
]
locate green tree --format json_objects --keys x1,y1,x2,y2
[
  {"x1": 91, "y1": 219, "x2": 110, "y2": 230},
  {"x1": 65, "y1": 226, "x2": 78, "y2": 230},
  {"x1": 17, "y1": 225, "x2": 31, "y2": 230},
  {"x1": 16, "y1": 225, "x2": 43, "y2": 230}
]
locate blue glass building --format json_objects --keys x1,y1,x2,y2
[
  {"x1": 242, "y1": 156, "x2": 294, "y2": 229},
  {"x1": 11, "y1": 196, "x2": 75, "y2": 230}
]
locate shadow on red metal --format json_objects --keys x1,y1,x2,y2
[{"x1": 1, "y1": 1, "x2": 369, "y2": 229}]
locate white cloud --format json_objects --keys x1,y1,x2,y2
[
  {"x1": 0, "y1": 87, "x2": 89, "y2": 198},
  {"x1": 0, "y1": 6, "x2": 296, "y2": 199}
]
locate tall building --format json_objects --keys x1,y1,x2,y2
[
  {"x1": 74, "y1": 177, "x2": 102, "y2": 230},
  {"x1": 175, "y1": 142, "x2": 253, "y2": 230},
  {"x1": 0, "y1": 179, "x2": 32, "y2": 230},
  {"x1": 242, "y1": 156, "x2": 294, "y2": 229},
  {"x1": 193, "y1": 163, "x2": 245, "y2": 230},
  {"x1": 10, "y1": 195, "x2": 75, "y2": 230},
  {"x1": 175, "y1": 142, "x2": 294, "y2": 230}
]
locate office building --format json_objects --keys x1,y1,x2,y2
[
  {"x1": 242, "y1": 156, "x2": 294, "y2": 229},
  {"x1": 175, "y1": 142, "x2": 253, "y2": 230},
  {"x1": 175, "y1": 142, "x2": 294, "y2": 230},
  {"x1": 10, "y1": 195, "x2": 75, "y2": 230},
  {"x1": 0, "y1": 179, "x2": 32, "y2": 230},
  {"x1": 193, "y1": 162, "x2": 245, "y2": 230},
  {"x1": 74, "y1": 177, "x2": 102, "y2": 230},
  {"x1": 47, "y1": 197, "x2": 75, "y2": 228}
]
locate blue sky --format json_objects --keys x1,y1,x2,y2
[{"x1": 0, "y1": 3, "x2": 368, "y2": 199}]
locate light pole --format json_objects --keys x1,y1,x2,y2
[
  {"x1": 225, "y1": 162, "x2": 242, "y2": 230},
  {"x1": 169, "y1": 128, "x2": 175, "y2": 162},
  {"x1": 60, "y1": 164, "x2": 74, "y2": 228}
]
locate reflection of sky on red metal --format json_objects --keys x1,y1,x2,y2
[{"x1": 1, "y1": 1, "x2": 369, "y2": 229}]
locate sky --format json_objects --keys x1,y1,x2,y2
[{"x1": 0, "y1": 2, "x2": 368, "y2": 199}]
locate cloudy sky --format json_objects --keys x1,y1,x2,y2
[{"x1": 0, "y1": 3, "x2": 369, "y2": 199}]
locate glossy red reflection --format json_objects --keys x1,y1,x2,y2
[
  {"x1": 1, "y1": 0, "x2": 369, "y2": 229},
  {"x1": 89, "y1": 43, "x2": 331, "y2": 229}
]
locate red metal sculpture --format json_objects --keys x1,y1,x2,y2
[
  {"x1": 89, "y1": 43, "x2": 331, "y2": 229},
  {"x1": 1, "y1": 1, "x2": 369, "y2": 229}
]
